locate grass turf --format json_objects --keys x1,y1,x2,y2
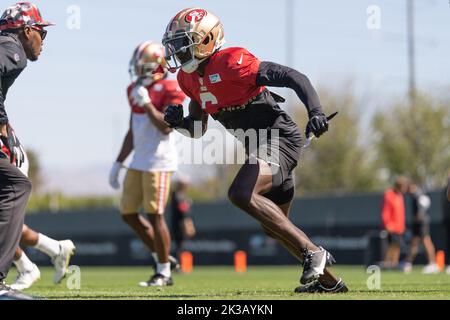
[{"x1": 6, "y1": 265, "x2": 450, "y2": 300}]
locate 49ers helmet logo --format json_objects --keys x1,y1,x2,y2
[{"x1": 185, "y1": 9, "x2": 206, "y2": 23}]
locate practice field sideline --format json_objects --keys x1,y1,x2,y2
[{"x1": 6, "y1": 266, "x2": 450, "y2": 300}]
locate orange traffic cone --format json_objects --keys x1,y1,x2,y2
[
  {"x1": 180, "y1": 251, "x2": 193, "y2": 273},
  {"x1": 234, "y1": 250, "x2": 247, "y2": 273},
  {"x1": 436, "y1": 250, "x2": 445, "y2": 272}
]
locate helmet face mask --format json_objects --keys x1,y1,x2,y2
[
  {"x1": 163, "y1": 30, "x2": 204, "y2": 73},
  {"x1": 129, "y1": 59, "x2": 159, "y2": 79},
  {"x1": 162, "y1": 8, "x2": 225, "y2": 73},
  {"x1": 163, "y1": 30, "x2": 202, "y2": 73}
]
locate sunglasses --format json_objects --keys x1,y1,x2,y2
[{"x1": 30, "y1": 26, "x2": 47, "y2": 41}]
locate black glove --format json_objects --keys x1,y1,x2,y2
[
  {"x1": 305, "y1": 112, "x2": 329, "y2": 138},
  {"x1": 0, "y1": 124, "x2": 24, "y2": 167},
  {"x1": 164, "y1": 104, "x2": 184, "y2": 128}
]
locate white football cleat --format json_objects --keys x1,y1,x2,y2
[
  {"x1": 52, "y1": 240, "x2": 76, "y2": 284},
  {"x1": 10, "y1": 263, "x2": 41, "y2": 290},
  {"x1": 422, "y1": 263, "x2": 440, "y2": 274},
  {"x1": 402, "y1": 262, "x2": 413, "y2": 274}
]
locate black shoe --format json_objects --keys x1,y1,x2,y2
[
  {"x1": 139, "y1": 273, "x2": 173, "y2": 287},
  {"x1": 0, "y1": 281, "x2": 34, "y2": 300},
  {"x1": 300, "y1": 246, "x2": 335, "y2": 285},
  {"x1": 294, "y1": 279, "x2": 349, "y2": 293}
]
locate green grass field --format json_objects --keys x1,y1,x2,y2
[{"x1": 6, "y1": 265, "x2": 450, "y2": 300}]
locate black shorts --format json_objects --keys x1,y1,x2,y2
[
  {"x1": 387, "y1": 232, "x2": 403, "y2": 246},
  {"x1": 214, "y1": 90, "x2": 303, "y2": 206},
  {"x1": 246, "y1": 112, "x2": 303, "y2": 205},
  {"x1": 412, "y1": 221, "x2": 430, "y2": 238},
  {"x1": 260, "y1": 114, "x2": 302, "y2": 205}
]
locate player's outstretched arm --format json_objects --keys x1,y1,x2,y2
[
  {"x1": 255, "y1": 61, "x2": 329, "y2": 137},
  {"x1": 256, "y1": 61, "x2": 323, "y2": 117},
  {"x1": 165, "y1": 100, "x2": 208, "y2": 139}
]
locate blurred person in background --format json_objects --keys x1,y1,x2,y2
[
  {"x1": 0, "y1": 2, "x2": 53, "y2": 299},
  {"x1": 402, "y1": 182, "x2": 438, "y2": 274},
  {"x1": 109, "y1": 41, "x2": 185, "y2": 287},
  {"x1": 170, "y1": 175, "x2": 195, "y2": 262},
  {"x1": 381, "y1": 176, "x2": 408, "y2": 270}
]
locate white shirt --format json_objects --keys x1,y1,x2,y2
[
  {"x1": 126, "y1": 79, "x2": 185, "y2": 172},
  {"x1": 129, "y1": 112, "x2": 178, "y2": 172}
]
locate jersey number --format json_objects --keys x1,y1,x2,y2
[{"x1": 199, "y1": 92, "x2": 218, "y2": 109}]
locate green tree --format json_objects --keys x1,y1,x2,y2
[
  {"x1": 292, "y1": 87, "x2": 381, "y2": 195},
  {"x1": 26, "y1": 149, "x2": 42, "y2": 193},
  {"x1": 372, "y1": 93, "x2": 450, "y2": 187}
]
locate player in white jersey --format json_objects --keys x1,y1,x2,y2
[{"x1": 109, "y1": 41, "x2": 185, "y2": 286}]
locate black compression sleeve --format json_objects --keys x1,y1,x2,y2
[{"x1": 256, "y1": 61, "x2": 323, "y2": 117}]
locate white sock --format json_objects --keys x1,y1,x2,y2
[
  {"x1": 14, "y1": 252, "x2": 34, "y2": 273},
  {"x1": 151, "y1": 252, "x2": 158, "y2": 263},
  {"x1": 34, "y1": 233, "x2": 60, "y2": 258},
  {"x1": 157, "y1": 262, "x2": 171, "y2": 278}
]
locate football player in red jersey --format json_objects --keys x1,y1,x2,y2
[
  {"x1": 109, "y1": 41, "x2": 185, "y2": 286},
  {"x1": 162, "y1": 8, "x2": 348, "y2": 293}
]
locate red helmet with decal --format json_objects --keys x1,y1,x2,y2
[{"x1": 0, "y1": 2, "x2": 54, "y2": 31}]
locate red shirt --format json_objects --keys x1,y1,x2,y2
[
  {"x1": 177, "y1": 47, "x2": 265, "y2": 114},
  {"x1": 381, "y1": 189, "x2": 406, "y2": 234},
  {"x1": 127, "y1": 79, "x2": 185, "y2": 114}
]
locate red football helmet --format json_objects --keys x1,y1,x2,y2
[{"x1": 0, "y1": 2, "x2": 54, "y2": 31}]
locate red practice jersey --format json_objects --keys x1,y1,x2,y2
[
  {"x1": 177, "y1": 47, "x2": 265, "y2": 114},
  {"x1": 127, "y1": 79, "x2": 186, "y2": 113},
  {"x1": 381, "y1": 189, "x2": 406, "y2": 234}
]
